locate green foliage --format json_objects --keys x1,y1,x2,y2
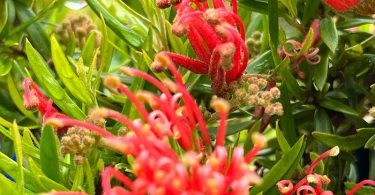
[{"x1": 0, "y1": 0, "x2": 374, "y2": 194}]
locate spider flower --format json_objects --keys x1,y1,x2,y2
[
  {"x1": 153, "y1": 0, "x2": 248, "y2": 93},
  {"x1": 44, "y1": 58, "x2": 265, "y2": 194}
]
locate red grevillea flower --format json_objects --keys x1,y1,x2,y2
[
  {"x1": 347, "y1": 179, "x2": 375, "y2": 195},
  {"x1": 45, "y1": 57, "x2": 266, "y2": 194},
  {"x1": 153, "y1": 0, "x2": 248, "y2": 93},
  {"x1": 277, "y1": 146, "x2": 340, "y2": 195},
  {"x1": 23, "y1": 78, "x2": 68, "y2": 130},
  {"x1": 324, "y1": 0, "x2": 360, "y2": 12}
]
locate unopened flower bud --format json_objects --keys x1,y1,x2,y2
[
  {"x1": 156, "y1": 0, "x2": 171, "y2": 9},
  {"x1": 218, "y1": 43, "x2": 235, "y2": 71},
  {"x1": 252, "y1": 132, "x2": 267, "y2": 149},
  {"x1": 103, "y1": 76, "x2": 121, "y2": 91},
  {"x1": 274, "y1": 103, "x2": 284, "y2": 116},
  {"x1": 265, "y1": 105, "x2": 275, "y2": 115},
  {"x1": 172, "y1": 24, "x2": 188, "y2": 37},
  {"x1": 170, "y1": 0, "x2": 182, "y2": 5},
  {"x1": 120, "y1": 67, "x2": 135, "y2": 77},
  {"x1": 248, "y1": 84, "x2": 259, "y2": 94},
  {"x1": 257, "y1": 78, "x2": 268, "y2": 89},
  {"x1": 252, "y1": 31, "x2": 262, "y2": 40},
  {"x1": 204, "y1": 9, "x2": 221, "y2": 24},
  {"x1": 248, "y1": 95, "x2": 258, "y2": 105},
  {"x1": 151, "y1": 53, "x2": 172, "y2": 73},
  {"x1": 210, "y1": 98, "x2": 230, "y2": 113},
  {"x1": 270, "y1": 87, "x2": 281, "y2": 99},
  {"x1": 261, "y1": 91, "x2": 273, "y2": 100}
]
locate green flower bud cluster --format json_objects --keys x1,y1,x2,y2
[
  {"x1": 246, "y1": 31, "x2": 262, "y2": 55},
  {"x1": 227, "y1": 73, "x2": 283, "y2": 116},
  {"x1": 60, "y1": 114, "x2": 105, "y2": 164},
  {"x1": 55, "y1": 15, "x2": 101, "y2": 49}
]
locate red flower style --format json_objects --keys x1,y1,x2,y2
[
  {"x1": 154, "y1": 0, "x2": 248, "y2": 93},
  {"x1": 23, "y1": 78, "x2": 68, "y2": 129},
  {"x1": 324, "y1": 0, "x2": 360, "y2": 12},
  {"x1": 45, "y1": 57, "x2": 266, "y2": 194}
]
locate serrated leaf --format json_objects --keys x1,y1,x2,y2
[
  {"x1": 320, "y1": 98, "x2": 358, "y2": 116},
  {"x1": 25, "y1": 40, "x2": 85, "y2": 119},
  {"x1": 320, "y1": 17, "x2": 338, "y2": 52},
  {"x1": 251, "y1": 136, "x2": 305, "y2": 194},
  {"x1": 40, "y1": 125, "x2": 61, "y2": 182},
  {"x1": 313, "y1": 132, "x2": 367, "y2": 151},
  {"x1": 51, "y1": 35, "x2": 94, "y2": 105}
]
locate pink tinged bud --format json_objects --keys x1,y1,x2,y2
[
  {"x1": 217, "y1": 42, "x2": 236, "y2": 71},
  {"x1": 324, "y1": 0, "x2": 360, "y2": 12}
]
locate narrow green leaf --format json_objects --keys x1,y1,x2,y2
[
  {"x1": 82, "y1": 31, "x2": 99, "y2": 66},
  {"x1": 299, "y1": 27, "x2": 314, "y2": 57},
  {"x1": 313, "y1": 46, "x2": 329, "y2": 91},
  {"x1": 302, "y1": 0, "x2": 321, "y2": 25},
  {"x1": 251, "y1": 136, "x2": 305, "y2": 194},
  {"x1": 0, "y1": 0, "x2": 7, "y2": 33},
  {"x1": 365, "y1": 134, "x2": 375, "y2": 149},
  {"x1": 246, "y1": 50, "x2": 273, "y2": 74},
  {"x1": 268, "y1": 0, "x2": 281, "y2": 65},
  {"x1": 40, "y1": 125, "x2": 61, "y2": 182},
  {"x1": 11, "y1": 122, "x2": 24, "y2": 195},
  {"x1": 16, "y1": 3, "x2": 51, "y2": 58},
  {"x1": 37, "y1": 175, "x2": 69, "y2": 191},
  {"x1": 0, "y1": 57, "x2": 13, "y2": 76},
  {"x1": 276, "y1": 121, "x2": 291, "y2": 153},
  {"x1": 51, "y1": 35, "x2": 94, "y2": 105},
  {"x1": 0, "y1": 152, "x2": 45, "y2": 192},
  {"x1": 86, "y1": 0, "x2": 143, "y2": 49},
  {"x1": 280, "y1": 64, "x2": 304, "y2": 100},
  {"x1": 0, "y1": 173, "x2": 19, "y2": 193},
  {"x1": 84, "y1": 159, "x2": 95, "y2": 195},
  {"x1": 320, "y1": 98, "x2": 358, "y2": 116},
  {"x1": 320, "y1": 16, "x2": 338, "y2": 52},
  {"x1": 208, "y1": 117, "x2": 252, "y2": 137},
  {"x1": 279, "y1": 83, "x2": 298, "y2": 145},
  {"x1": 25, "y1": 40, "x2": 85, "y2": 119},
  {"x1": 71, "y1": 165, "x2": 84, "y2": 191},
  {"x1": 313, "y1": 132, "x2": 367, "y2": 151},
  {"x1": 314, "y1": 109, "x2": 332, "y2": 133}
]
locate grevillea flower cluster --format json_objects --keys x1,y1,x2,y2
[
  {"x1": 29, "y1": 56, "x2": 266, "y2": 194},
  {"x1": 153, "y1": 0, "x2": 248, "y2": 93}
]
